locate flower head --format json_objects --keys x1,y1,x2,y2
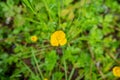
[
  {"x1": 112, "y1": 66, "x2": 120, "y2": 77},
  {"x1": 30, "y1": 35, "x2": 38, "y2": 42},
  {"x1": 50, "y1": 30, "x2": 67, "y2": 46}
]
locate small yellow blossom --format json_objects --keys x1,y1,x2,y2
[
  {"x1": 50, "y1": 30, "x2": 67, "y2": 46},
  {"x1": 112, "y1": 66, "x2": 120, "y2": 77},
  {"x1": 30, "y1": 35, "x2": 38, "y2": 42},
  {"x1": 44, "y1": 78, "x2": 48, "y2": 80}
]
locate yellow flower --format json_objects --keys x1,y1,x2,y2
[
  {"x1": 112, "y1": 66, "x2": 120, "y2": 77},
  {"x1": 50, "y1": 30, "x2": 67, "y2": 46},
  {"x1": 44, "y1": 78, "x2": 48, "y2": 80},
  {"x1": 30, "y1": 35, "x2": 38, "y2": 42}
]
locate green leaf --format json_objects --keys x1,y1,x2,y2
[
  {"x1": 52, "y1": 72, "x2": 63, "y2": 80},
  {"x1": 45, "y1": 50, "x2": 57, "y2": 71}
]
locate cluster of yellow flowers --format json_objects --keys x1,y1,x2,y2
[
  {"x1": 30, "y1": 30, "x2": 67, "y2": 46},
  {"x1": 30, "y1": 31, "x2": 120, "y2": 78},
  {"x1": 112, "y1": 66, "x2": 120, "y2": 77},
  {"x1": 50, "y1": 30, "x2": 67, "y2": 46}
]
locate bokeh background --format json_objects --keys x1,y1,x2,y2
[{"x1": 0, "y1": 0, "x2": 120, "y2": 80}]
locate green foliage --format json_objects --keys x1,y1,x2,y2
[
  {"x1": 0, "y1": 0, "x2": 120, "y2": 80},
  {"x1": 45, "y1": 50, "x2": 58, "y2": 71}
]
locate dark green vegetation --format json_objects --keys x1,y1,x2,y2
[{"x1": 0, "y1": 0, "x2": 120, "y2": 80}]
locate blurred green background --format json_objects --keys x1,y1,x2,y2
[{"x1": 0, "y1": 0, "x2": 120, "y2": 80}]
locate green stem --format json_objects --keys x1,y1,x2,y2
[
  {"x1": 64, "y1": 59, "x2": 68, "y2": 80},
  {"x1": 57, "y1": 0, "x2": 61, "y2": 27},
  {"x1": 22, "y1": 61, "x2": 41, "y2": 80},
  {"x1": 42, "y1": 0, "x2": 52, "y2": 21},
  {"x1": 31, "y1": 48, "x2": 44, "y2": 80},
  {"x1": 25, "y1": 18, "x2": 41, "y2": 24},
  {"x1": 23, "y1": 0, "x2": 36, "y2": 14},
  {"x1": 68, "y1": 68, "x2": 75, "y2": 80}
]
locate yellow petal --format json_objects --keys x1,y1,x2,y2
[
  {"x1": 113, "y1": 66, "x2": 120, "y2": 77},
  {"x1": 54, "y1": 30, "x2": 66, "y2": 39},
  {"x1": 50, "y1": 34, "x2": 59, "y2": 46},
  {"x1": 59, "y1": 38, "x2": 67, "y2": 46},
  {"x1": 31, "y1": 35, "x2": 38, "y2": 42},
  {"x1": 50, "y1": 30, "x2": 67, "y2": 46}
]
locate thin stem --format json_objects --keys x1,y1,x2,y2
[
  {"x1": 68, "y1": 68, "x2": 75, "y2": 80},
  {"x1": 22, "y1": 61, "x2": 34, "y2": 74},
  {"x1": 31, "y1": 48, "x2": 44, "y2": 80},
  {"x1": 41, "y1": 0, "x2": 52, "y2": 21},
  {"x1": 22, "y1": 61, "x2": 41, "y2": 80},
  {"x1": 25, "y1": 17, "x2": 41, "y2": 24},
  {"x1": 88, "y1": 43, "x2": 106, "y2": 80},
  {"x1": 90, "y1": 62, "x2": 92, "y2": 80},
  {"x1": 63, "y1": 59, "x2": 68, "y2": 80},
  {"x1": 57, "y1": 0, "x2": 61, "y2": 27},
  {"x1": 107, "y1": 52, "x2": 120, "y2": 64},
  {"x1": 23, "y1": 0, "x2": 36, "y2": 14}
]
